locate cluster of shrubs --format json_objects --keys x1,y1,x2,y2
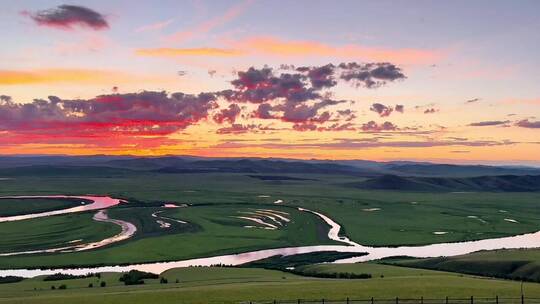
[
  {"x1": 44, "y1": 272, "x2": 99, "y2": 281},
  {"x1": 44, "y1": 270, "x2": 179, "y2": 290},
  {"x1": 87, "y1": 281, "x2": 107, "y2": 288},
  {"x1": 119, "y1": 270, "x2": 159, "y2": 285},
  {"x1": 43, "y1": 272, "x2": 109, "y2": 290},
  {"x1": 289, "y1": 269, "x2": 372, "y2": 279},
  {"x1": 208, "y1": 263, "x2": 234, "y2": 268}
]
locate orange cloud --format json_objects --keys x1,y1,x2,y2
[
  {"x1": 0, "y1": 69, "x2": 155, "y2": 85},
  {"x1": 229, "y1": 36, "x2": 444, "y2": 64},
  {"x1": 138, "y1": 36, "x2": 444, "y2": 63},
  {"x1": 135, "y1": 47, "x2": 243, "y2": 57}
]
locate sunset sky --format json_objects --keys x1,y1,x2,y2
[{"x1": 1, "y1": 0, "x2": 539, "y2": 165}]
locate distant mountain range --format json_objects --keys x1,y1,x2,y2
[
  {"x1": 0, "y1": 155, "x2": 539, "y2": 192},
  {"x1": 347, "y1": 174, "x2": 540, "y2": 192}
]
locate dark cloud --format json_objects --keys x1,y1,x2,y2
[
  {"x1": 3, "y1": 62, "x2": 409, "y2": 148},
  {"x1": 337, "y1": 109, "x2": 356, "y2": 121},
  {"x1": 277, "y1": 99, "x2": 344, "y2": 124},
  {"x1": 424, "y1": 108, "x2": 438, "y2": 114},
  {"x1": 222, "y1": 62, "x2": 406, "y2": 104},
  {"x1": 251, "y1": 97, "x2": 347, "y2": 126},
  {"x1": 213, "y1": 103, "x2": 241, "y2": 124},
  {"x1": 292, "y1": 123, "x2": 318, "y2": 131},
  {"x1": 370, "y1": 103, "x2": 393, "y2": 117},
  {"x1": 216, "y1": 124, "x2": 259, "y2": 134},
  {"x1": 222, "y1": 67, "x2": 319, "y2": 104},
  {"x1": 361, "y1": 121, "x2": 399, "y2": 132},
  {"x1": 468, "y1": 120, "x2": 510, "y2": 127},
  {"x1": 217, "y1": 124, "x2": 276, "y2": 134},
  {"x1": 252, "y1": 103, "x2": 276, "y2": 119},
  {"x1": 338, "y1": 109, "x2": 353, "y2": 116},
  {"x1": 24, "y1": 5, "x2": 109, "y2": 30},
  {"x1": 395, "y1": 104, "x2": 404, "y2": 113},
  {"x1": 279, "y1": 64, "x2": 296, "y2": 70},
  {"x1": 219, "y1": 62, "x2": 406, "y2": 130},
  {"x1": 465, "y1": 98, "x2": 481, "y2": 104},
  {"x1": 515, "y1": 119, "x2": 540, "y2": 129},
  {"x1": 338, "y1": 62, "x2": 406, "y2": 88},
  {"x1": 318, "y1": 122, "x2": 356, "y2": 132},
  {"x1": 0, "y1": 91, "x2": 217, "y2": 139},
  {"x1": 296, "y1": 64, "x2": 336, "y2": 89}
]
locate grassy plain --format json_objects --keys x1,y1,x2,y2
[
  {"x1": 0, "y1": 266, "x2": 539, "y2": 304},
  {"x1": 0, "y1": 213, "x2": 121, "y2": 254},
  {"x1": 0, "y1": 198, "x2": 84, "y2": 217},
  {"x1": 0, "y1": 173, "x2": 539, "y2": 268},
  {"x1": 0, "y1": 203, "x2": 332, "y2": 268},
  {"x1": 390, "y1": 248, "x2": 540, "y2": 282}
]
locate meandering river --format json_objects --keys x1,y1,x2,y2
[
  {"x1": 0, "y1": 195, "x2": 539, "y2": 278},
  {"x1": 0, "y1": 210, "x2": 136, "y2": 257}
]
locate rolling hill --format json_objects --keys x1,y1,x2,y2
[{"x1": 349, "y1": 174, "x2": 540, "y2": 192}]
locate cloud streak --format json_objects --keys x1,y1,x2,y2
[
  {"x1": 213, "y1": 138, "x2": 516, "y2": 150},
  {"x1": 0, "y1": 69, "x2": 153, "y2": 85},
  {"x1": 138, "y1": 36, "x2": 443, "y2": 64},
  {"x1": 228, "y1": 36, "x2": 443, "y2": 64},
  {"x1": 165, "y1": 0, "x2": 253, "y2": 43},
  {"x1": 136, "y1": 48, "x2": 243, "y2": 57},
  {"x1": 135, "y1": 19, "x2": 174, "y2": 33},
  {"x1": 516, "y1": 119, "x2": 540, "y2": 129},
  {"x1": 468, "y1": 120, "x2": 510, "y2": 127}
]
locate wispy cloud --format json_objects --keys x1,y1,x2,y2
[
  {"x1": 468, "y1": 120, "x2": 510, "y2": 127},
  {"x1": 165, "y1": 0, "x2": 253, "y2": 43},
  {"x1": 227, "y1": 36, "x2": 444, "y2": 64},
  {"x1": 213, "y1": 138, "x2": 517, "y2": 150},
  {"x1": 135, "y1": 47, "x2": 243, "y2": 57},
  {"x1": 139, "y1": 36, "x2": 444, "y2": 64},
  {"x1": 135, "y1": 19, "x2": 174, "y2": 33}
]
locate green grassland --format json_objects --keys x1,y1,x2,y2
[
  {"x1": 0, "y1": 203, "x2": 333, "y2": 268},
  {"x1": 0, "y1": 265, "x2": 539, "y2": 304},
  {"x1": 0, "y1": 171, "x2": 540, "y2": 301},
  {"x1": 0, "y1": 198, "x2": 85, "y2": 217},
  {"x1": 389, "y1": 248, "x2": 540, "y2": 282},
  {"x1": 0, "y1": 212, "x2": 121, "y2": 254},
  {"x1": 0, "y1": 172, "x2": 539, "y2": 268}
]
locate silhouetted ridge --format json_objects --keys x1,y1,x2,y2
[{"x1": 349, "y1": 174, "x2": 540, "y2": 192}]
